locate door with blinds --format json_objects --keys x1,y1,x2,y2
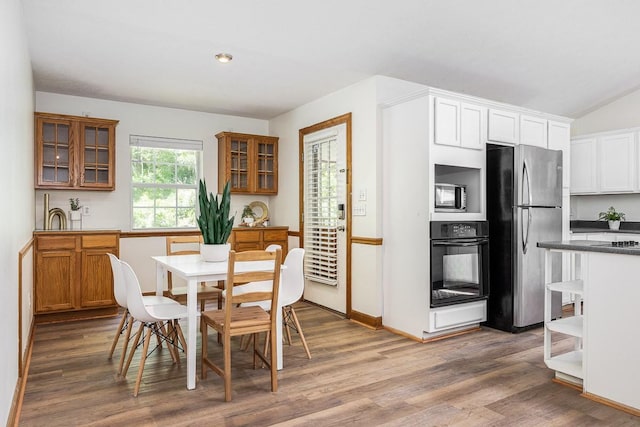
[{"x1": 302, "y1": 123, "x2": 347, "y2": 314}]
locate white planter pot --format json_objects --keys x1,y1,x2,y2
[
  {"x1": 69, "y1": 210, "x2": 82, "y2": 221},
  {"x1": 608, "y1": 220, "x2": 621, "y2": 231},
  {"x1": 200, "y1": 243, "x2": 230, "y2": 262}
]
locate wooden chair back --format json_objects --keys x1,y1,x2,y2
[
  {"x1": 165, "y1": 235, "x2": 203, "y2": 290},
  {"x1": 225, "y1": 249, "x2": 282, "y2": 334}
]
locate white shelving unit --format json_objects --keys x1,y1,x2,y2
[{"x1": 544, "y1": 263, "x2": 584, "y2": 385}]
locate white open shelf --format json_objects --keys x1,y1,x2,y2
[
  {"x1": 546, "y1": 315, "x2": 583, "y2": 338},
  {"x1": 545, "y1": 350, "x2": 583, "y2": 379},
  {"x1": 546, "y1": 279, "x2": 583, "y2": 295}
]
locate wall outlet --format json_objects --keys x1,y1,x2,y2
[{"x1": 82, "y1": 205, "x2": 91, "y2": 216}]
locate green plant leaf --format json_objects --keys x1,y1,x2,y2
[{"x1": 196, "y1": 179, "x2": 235, "y2": 244}]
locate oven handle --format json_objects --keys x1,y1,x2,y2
[{"x1": 432, "y1": 239, "x2": 489, "y2": 247}]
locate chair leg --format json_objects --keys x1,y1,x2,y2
[
  {"x1": 290, "y1": 306, "x2": 312, "y2": 359},
  {"x1": 118, "y1": 312, "x2": 135, "y2": 375},
  {"x1": 201, "y1": 317, "x2": 208, "y2": 380},
  {"x1": 123, "y1": 323, "x2": 145, "y2": 377},
  {"x1": 133, "y1": 326, "x2": 153, "y2": 397},
  {"x1": 223, "y1": 331, "x2": 232, "y2": 402},
  {"x1": 159, "y1": 322, "x2": 178, "y2": 363},
  {"x1": 283, "y1": 307, "x2": 293, "y2": 345},
  {"x1": 175, "y1": 321, "x2": 187, "y2": 360},
  {"x1": 109, "y1": 309, "x2": 128, "y2": 359},
  {"x1": 269, "y1": 325, "x2": 278, "y2": 393}
]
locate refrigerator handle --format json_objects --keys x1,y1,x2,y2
[
  {"x1": 522, "y1": 208, "x2": 532, "y2": 254},
  {"x1": 523, "y1": 159, "x2": 533, "y2": 207}
]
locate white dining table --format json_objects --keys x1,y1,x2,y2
[{"x1": 152, "y1": 253, "x2": 284, "y2": 390}]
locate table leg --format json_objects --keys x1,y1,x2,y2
[
  {"x1": 155, "y1": 263, "x2": 164, "y2": 296},
  {"x1": 186, "y1": 278, "x2": 197, "y2": 389}
]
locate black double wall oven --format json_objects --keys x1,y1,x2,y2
[{"x1": 430, "y1": 221, "x2": 489, "y2": 307}]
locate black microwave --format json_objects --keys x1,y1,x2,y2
[{"x1": 435, "y1": 183, "x2": 467, "y2": 212}]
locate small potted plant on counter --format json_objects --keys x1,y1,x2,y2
[
  {"x1": 241, "y1": 205, "x2": 256, "y2": 226},
  {"x1": 598, "y1": 206, "x2": 625, "y2": 231},
  {"x1": 69, "y1": 198, "x2": 81, "y2": 221}
]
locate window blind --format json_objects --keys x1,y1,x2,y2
[{"x1": 304, "y1": 133, "x2": 338, "y2": 285}]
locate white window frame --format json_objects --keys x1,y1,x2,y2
[{"x1": 129, "y1": 135, "x2": 203, "y2": 230}]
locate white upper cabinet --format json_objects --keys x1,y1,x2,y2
[
  {"x1": 433, "y1": 97, "x2": 484, "y2": 150},
  {"x1": 434, "y1": 97, "x2": 460, "y2": 147},
  {"x1": 571, "y1": 130, "x2": 640, "y2": 195},
  {"x1": 598, "y1": 132, "x2": 635, "y2": 193},
  {"x1": 488, "y1": 108, "x2": 519, "y2": 144},
  {"x1": 570, "y1": 138, "x2": 597, "y2": 194},
  {"x1": 460, "y1": 103, "x2": 485, "y2": 150},
  {"x1": 520, "y1": 115, "x2": 548, "y2": 148},
  {"x1": 548, "y1": 121, "x2": 571, "y2": 188}
]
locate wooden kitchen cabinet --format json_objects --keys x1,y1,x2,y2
[
  {"x1": 216, "y1": 131, "x2": 278, "y2": 194},
  {"x1": 230, "y1": 226, "x2": 288, "y2": 256},
  {"x1": 34, "y1": 231, "x2": 120, "y2": 323},
  {"x1": 35, "y1": 112, "x2": 118, "y2": 190}
]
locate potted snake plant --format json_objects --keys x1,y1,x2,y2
[{"x1": 197, "y1": 179, "x2": 235, "y2": 261}]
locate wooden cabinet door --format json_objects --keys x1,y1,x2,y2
[
  {"x1": 599, "y1": 132, "x2": 635, "y2": 193},
  {"x1": 570, "y1": 138, "x2": 597, "y2": 194},
  {"x1": 253, "y1": 137, "x2": 278, "y2": 194},
  {"x1": 35, "y1": 116, "x2": 75, "y2": 188},
  {"x1": 79, "y1": 121, "x2": 116, "y2": 190},
  {"x1": 520, "y1": 115, "x2": 548, "y2": 148},
  {"x1": 35, "y1": 250, "x2": 76, "y2": 313},
  {"x1": 80, "y1": 249, "x2": 116, "y2": 307},
  {"x1": 488, "y1": 109, "x2": 519, "y2": 144}
]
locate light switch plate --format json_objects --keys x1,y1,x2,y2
[{"x1": 358, "y1": 188, "x2": 367, "y2": 201}]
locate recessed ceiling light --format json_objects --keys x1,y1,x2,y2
[{"x1": 215, "y1": 53, "x2": 233, "y2": 63}]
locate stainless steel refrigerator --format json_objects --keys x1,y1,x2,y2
[{"x1": 486, "y1": 143, "x2": 562, "y2": 332}]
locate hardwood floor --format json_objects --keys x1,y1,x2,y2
[{"x1": 19, "y1": 303, "x2": 639, "y2": 426}]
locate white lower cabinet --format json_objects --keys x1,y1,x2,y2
[{"x1": 544, "y1": 278, "x2": 584, "y2": 383}]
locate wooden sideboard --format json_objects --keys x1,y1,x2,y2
[
  {"x1": 34, "y1": 230, "x2": 120, "y2": 323},
  {"x1": 230, "y1": 226, "x2": 288, "y2": 256}
]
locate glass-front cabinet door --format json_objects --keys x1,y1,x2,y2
[
  {"x1": 229, "y1": 136, "x2": 250, "y2": 192},
  {"x1": 36, "y1": 116, "x2": 74, "y2": 188},
  {"x1": 254, "y1": 138, "x2": 278, "y2": 193},
  {"x1": 79, "y1": 122, "x2": 115, "y2": 189}
]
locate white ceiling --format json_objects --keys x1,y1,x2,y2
[{"x1": 22, "y1": 0, "x2": 640, "y2": 120}]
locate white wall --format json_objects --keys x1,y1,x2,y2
[
  {"x1": 572, "y1": 88, "x2": 640, "y2": 136},
  {"x1": 268, "y1": 75, "x2": 428, "y2": 317},
  {"x1": 0, "y1": 0, "x2": 34, "y2": 423},
  {"x1": 35, "y1": 93, "x2": 270, "y2": 292},
  {"x1": 571, "y1": 87, "x2": 640, "y2": 221}
]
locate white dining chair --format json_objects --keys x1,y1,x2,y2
[
  {"x1": 119, "y1": 260, "x2": 189, "y2": 397},
  {"x1": 107, "y1": 254, "x2": 180, "y2": 375},
  {"x1": 234, "y1": 248, "x2": 311, "y2": 359}
]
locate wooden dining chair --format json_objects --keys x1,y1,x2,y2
[
  {"x1": 200, "y1": 248, "x2": 282, "y2": 402},
  {"x1": 165, "y1": 235, "x2": 223, "y2": 311}
]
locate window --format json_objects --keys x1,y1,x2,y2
[{"x1": 130, "y1": 135, "x2": 202, "y2": 229}]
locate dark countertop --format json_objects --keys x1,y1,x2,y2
[
  {"x1": 538, "y1": 240, "x2": 640, "y2": 256},
  {"x1": 570, "y1": 220, "x2": 640, "y2": 234}
]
